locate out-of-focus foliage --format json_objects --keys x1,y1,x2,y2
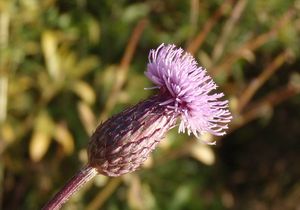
[{"x1": 0, "y1": 0, "x2": 299, "y2": 209}]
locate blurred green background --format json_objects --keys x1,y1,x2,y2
[{"x1": 0, "y1": 0, "x2": 300, "y2": 209}]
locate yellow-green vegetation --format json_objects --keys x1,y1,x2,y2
[{"x1": 0, "y1": 0, "x2": 299, "y2": 209}]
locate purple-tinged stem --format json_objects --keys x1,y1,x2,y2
[{"x1": 42, "y1": 165, "x2": 97, "y2": 210}]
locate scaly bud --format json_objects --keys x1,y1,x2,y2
[{"x1": 88, "y1": 94, "x2": 177, "y2": 176}]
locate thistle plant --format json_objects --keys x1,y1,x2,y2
[{"x1": 42, "y1": 44, "x2": 232, "y2": 210}]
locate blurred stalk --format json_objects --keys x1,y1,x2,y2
[
  {"x1": 232, "y1": 83, "x2": 300, "y2": 131},
  {"x1": 0, "y1": 77, "x2": 8, "y2": 123},
  {"x1": 86, "y1": 177, "x2": 122, "y2": 210},
  {"x1": 99, "y1": 19, "x2": 148, "y2": 121},
  {"x1": 186, "y1": 0, "x2": 233, "y2": 55},
  {"x1": 41, "y1": 30, "x2": 61, "y2": 82},
  {"x1": 0, "y1": 163, "x2": 3, "y2": 210},
  {"x1": 0, "y1": 10, "x2": 9, "y2": 50},
  {"x1": 0, "y1": 10, "x2": 10, "y2": 123},
  {"x1": 211, "y1": 0, "x2": 248, "y2": 63},
  {"x1": 211, "y1": 8, "x2": 295, "y2": 76},
  {"x1": 237, "y1": 50, "x2": 292, "y2": 112},
  {"x1": 187, "y1": 0, "x2": 199, "y2": 44}
]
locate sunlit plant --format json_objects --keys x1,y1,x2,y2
[{"x1": 42, "y1": 44, "x2": 232, "y2": 210}]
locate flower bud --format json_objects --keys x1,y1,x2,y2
[{"x1": 88, "y1": 94, "x2": 176, "y2": 177}]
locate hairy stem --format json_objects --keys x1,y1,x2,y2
[{"x1": 42, "y1": 165, "x2": 97, "y2": 210}]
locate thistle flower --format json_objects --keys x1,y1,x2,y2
[
  {"x1": 146, "y1": 44, "x2": 232, "y2": 139},
  {"x1": 43, "y1": 44, "x2": 231, "y2": 210},
  {"x1": 88, "y1": 44, "x2": 231, "y2": 177}
]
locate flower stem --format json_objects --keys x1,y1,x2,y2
[{"x1": 42, "y1": 165, "x2": 97, "y2": 210}]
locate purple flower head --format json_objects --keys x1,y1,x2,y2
[
  {"x1": 88, "y1": 44, "x2": 232, "y2": 177},
  {"x1": 43, "y1": 45, "x2": 234, "y2": 210},
  {"x1": 145, "y1": 44, "x2": 232, "y2": 142}
]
